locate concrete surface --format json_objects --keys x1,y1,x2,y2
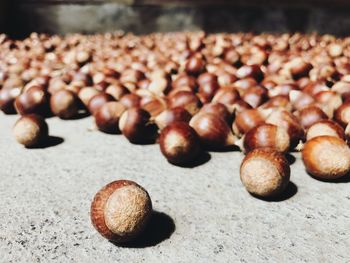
[{"x1": 0, "y1": 113, "x2": 349, "y2": 263}]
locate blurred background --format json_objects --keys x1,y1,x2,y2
[{"x1": 1, "y1": 0, "x2": 350, "y2": 38}]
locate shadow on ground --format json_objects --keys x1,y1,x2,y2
[{"x1": 115, "y1": 211, "x2": 175, "y2": 248}]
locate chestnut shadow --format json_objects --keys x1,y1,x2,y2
[
  {"x1": 177, "y1": 151, "x2": 211, "y2": 168},
  {"x1": 68, "y1": 111, "x2": 90, "y2": 120},
  {"x1": 27, "y1": 136, "x2": 64, "y2": 149},
  {"x1": 115, "y1": 211, "x2": 175, "y2": 248},
  {"x1": 252, "y1": 182, "x2": 298, "y2": 202},
  {"x1": 207, "y1": 145, "x2": 241, "y2": 153},
  {"x1": 285, "y1": 153, "x2": 296, "y2": 165},
  {"x1": 308, "y1": 172, "x2": 350, "y2": 183}
]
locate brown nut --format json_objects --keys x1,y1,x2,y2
[
  {"x1": 189, "y1": 112, "x2": 235, "y2": 150},
  {"x1": 306, "y1": 120, "x2": 345, "y2": 141},
  {"x1": 240, "y1": 148, "x2": 290, "y2": 197},
  {"x1": 78, "y1": 87, "x2": 101, "y2": 107},
  {"x1": 168, "y1": 91, "x2": 202, "y2": 115},
  {"x1": 235, "y1": 65, "x2": 263, "y2": 82},
  {"x1": 302, "y1": 136, "x2": 350, "y2": 179},
  {"x1": 94, "y1": 102, "x2": 126, "y2": 134},
  {"x1": 199, "y1": 102, "x2": 232, "y2": 124},
  {"x1": 90, "y1": 180, "x2": 152, "y2": 243},
  {"x1": 154, "y1": 107, "x2": 192, "y2": 130},
  {"x1": 334, "y1": 101, "x2": 350, "y2": 128},
  {"x1": 13, "y1": 114, "x2": 49, "y2": 147},
  {"x1": 119, "y1": 107, "x2": 156, "y2": 144},
  {"x1": 50, "y1": 89, "x2": 79, "y2": 119},
  {"x1": 0, "y1": 87, "x2": 21, "y2": 114},
  {"x1": 88, "y1": 93, "x2": 115, "y2": 115},
  {"x1": 15, "y1": 86, "x2": 50, "y2": 116},
  {"x1": 233, "y1": 109, "x2": 267, "y2": 135},
  {"x1": 242, "y1": 124, "x2": 290, "y2": 153},
  {"x1": 119, "y1": 93, "x2": 141, "y2": 109},
  {"x1": 159, "y1": 122, "x2": 201, "y2": 165},
  {"x1": 297, "y1": 105, "x2": 328, "y2": 130}
]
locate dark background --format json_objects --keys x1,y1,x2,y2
[{"x1": 2, "y1": 0, "x2": 350, "y2": 38}]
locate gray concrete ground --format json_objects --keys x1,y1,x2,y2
[{"x1": 0, "y1": 113, "x2": 349, "y2": 262}]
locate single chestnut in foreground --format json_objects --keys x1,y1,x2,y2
[
  {"x1": 90, "y1": 180, "x2": 152, "y2": 243},
  {"x1": 159, "y1": 122, "x2": 201, "y2": 165},
  {"x1": 13, "y1": 114, "x2": 48, "y2": 147},
  {"x1": 240, "y1": 148, "x2": 290, "y2": 197},
  {"x1": 302, "y1": 136, "x2": 350, "y2": 180}
]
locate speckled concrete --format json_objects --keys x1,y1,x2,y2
[{"x1": 0, "y1": 113, "x2": 349, "y2": 262}]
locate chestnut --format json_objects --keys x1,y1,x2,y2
[
  {"x1": 50, "y1": 89, "x2": 79, "y2": 119},
  {"x1": 233, "y1": 109, "x2": 267, "y2": 135},
  {"x1": 119, "y1": 93, "x2": 141, "y2": 109},
  {"x1": 289, "y1": 58, "x2": 313, "y2": 80},
  {"x1": 119, "y1": 107, "x2": 156, "y2": 144},
  {"x1": 159, "y1": 122, "x2": 201, "y2": 165},
  {"x1": 185, "y1": 55, "x2": 205, "y2": 76},
  {"x1": 94, "y1": 102, "x2": 126, "y2": 134},
  {"x1": 78, "y1": 87, "x2": 101, "y2": 107},
  {"x1": 0, "y1": 87, "x2": 21, "y2": 114},
  {"x1": 302, "y1": 136, "x2": 350, "y2": 179},
  {"x1": 212, "y1": 86, "x2": 240, "y2": 108},
  {"x1": 334, "y1": 101, "x2": 350, "y2": 128},
  {"x1": 306, "y1": 120, "x2": 345, "y2": 141},
  {"x1": 88, "y1": 93, "x2": 115, "y2": 115},
  {"x1": 241, "y1": 86, "x2": 268, "y2": 108},
  {"x1": 15, "y1": 86, "x2": 50, "y2": 116},
  {"x1": 199, "y1": 102, "x2": 232, "y2": 124},
  {"x1": 297, "y1": 105, "x2": 328, "y2": 129},
  {"x1": 197, "y1": 72, "x2": 218, "y2": 87},
  {"x1": 242, "y1": 124, "x2": 290, "y2": 153},
  {"x1": 105, "y1": 84, "x2": 129, "y2": 100},
  {"x1": 168, "y1": 91, "x2": 202, "y2": 115},
  {"x1": 172, "y1": 74, "x2": 197, "y2": 91},
  {"x1": 155, "y1": 107, "x2": 192, "y2": 130},
  {"x1": 259, "y1": 96, "x2": 292, "y2": 111},
  {"x1": 266, "y1": 109, "x2": 304, "y2": 148},
  {"x1": 90, "y1": 180, "x2": 152, "y2": 243},
  {"x1": 240, "y1": 148, "x2": 290, "y2": 197},
  {"x1": 189, "y1": 112, "x2": 236, "y2": 150},
  {"x1": 235, "y1": 65, "x2": 263, "y2": 82},
  {"x1": 13, "y1": 114, "x2": 49, "y2": 147}
]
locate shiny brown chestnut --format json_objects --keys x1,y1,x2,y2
[
  {"x1": 233, "y1": 109, "x2": 267, "y2": 135},
  {"x1": 90, "y1": 180, "x2": 152, "y2": 243},
  {"x1": 185, "y1": 55, "x2": 205, "y2": 76},
  {"x1": 0, "y1": 87, "x2": 21, "y2": 114},
  {"x1": 334, "y1": 101, "x2": 350, "y2": 128},
  {"x1": 159, "y1": 122, "x2": 201, "y2": 165},
  {"x1": 88, "y1": 93, "x2": 115, "y2": 115},
  {"x1": 13, "y1": 114, "x2": 49, "y2": 147},
  {"x1": 50, "y1": 89, "x2": 79, "y2": 119},
  {"x1": 241, "y1": 86, "x2": 268, "y2": 108},
  {"x1": 302, "y1": 136, "x2": 350, "y2": 179},
  {"x1": 154, "y1": 107, "x2": 192, "y2": 130},
  {"x1": 235, "y1": 65, "x2": 263, "y2": 82},
  {"x1": 94, "y1": 102, "x2": 126, "y2": 134},
  {"x1": 297, "y1": 105, "x2": 328, "y2": 130},
  {"x1": 189, "y1": 112, "x2": 236, "y2": 150},
  {"x1": 119, "y1": 93, "x2": 141, "y2": 109},
  {"x1": 240, "y1": 148, "x2": 290, "y2": 197},
  {"x1": 168, "y1": 90, "x2": 202, "y2": 115},
  {"x1": 119, "y1": 107, "x2": 156, "y2": 144},
  {"x1": 212, "y1": 86, "x2": 240, "y2": 108},
  {"x1": 242, "y1": 124, "x2": 290, "y2": 153},
  {"x1": 199, "y1": 102, "x2": 232, "y2": 124},
  {"x1": 266, "y1": 108, "x2": 304, "y2": 148},
  {"x1": 306, "y1": 120, "x2": 345, "y2": 141},
  {"x1": 15, "y1": 86, "x2": 50, "y2": 116},
  {"x1": 78, "y1": 87, "x2": 101, "y2": 107}
]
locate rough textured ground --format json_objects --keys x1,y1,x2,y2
[{"x1": 0, "y1": 113, "x2": 349, "y2": 263}]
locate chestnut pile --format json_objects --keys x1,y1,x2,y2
[{"x1": 1, "y1": 32, "x2": 350, "y2": 201}]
